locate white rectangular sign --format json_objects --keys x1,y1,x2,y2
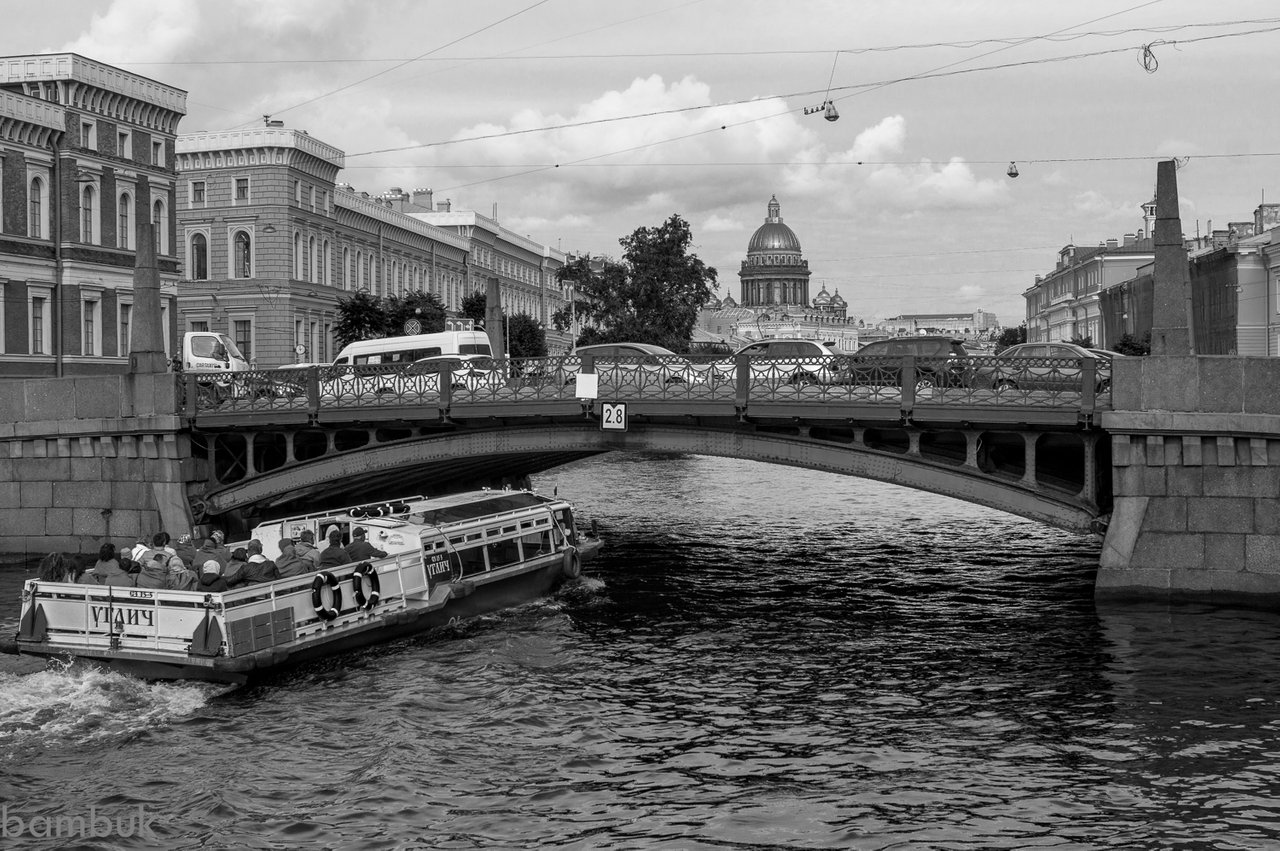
[
  {"x1": 574, "y1": 373, "x2": 599, "y2": 399},
  {"x1": 600, "y1": 402, "x2": 628, "y2": 432}
]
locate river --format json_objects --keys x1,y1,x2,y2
[{"x1": 2, "y1": 452, "x2": 1279, "y2": 849}]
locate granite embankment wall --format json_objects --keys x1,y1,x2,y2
[
  {"x1": 0, "y1": 373, "x2": 192, "y2": 559},
  {"x1": 1100, "y1": 355, "x2": 1280, "y2": 599}
]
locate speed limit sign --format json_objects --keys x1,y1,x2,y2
[{"x1": 600, "y1": 402, "x2": 628, "y2": 432}]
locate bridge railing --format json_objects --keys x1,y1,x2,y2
[{"x1": 184, "y1": 353, "x2": 1110, "y2": 418}]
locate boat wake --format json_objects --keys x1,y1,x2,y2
[{"x1": 0, "y1": 656, "x2": 230, "y2": 757}]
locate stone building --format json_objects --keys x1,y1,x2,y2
[
  {"x1": 738, "y1": 195, "x2": 812, "y2": 312},
  {"x1": 0, "y1": 53, "x2": 186, "y2": 377}
]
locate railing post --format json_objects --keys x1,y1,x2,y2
[
  {"x1": 306, "y1": 367, "x2": 320, "y2": 418},
  {"x1": 438, "y1": 361, "x2": 452, "y2": 413},
  {"x1": 735, "y1": 354, "x2": 750, "y2": 410},
  {"x1": 901, "y1": 355, "x2": 916, "y2": 410},
  {"x1": 1080, "y1": 357, "x2": 1097, "y2": 416},
  {"x1": 184, "y1": 373, "x2": 198, "y2": 418}
]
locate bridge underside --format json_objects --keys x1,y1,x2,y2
[{"x1": 193, "y1": 422, "x2": 1108, "y2": 536}]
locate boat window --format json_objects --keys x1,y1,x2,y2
[
  {"x1": 521, "y1": 529, "x2": 553, "y2": 556},
  {"x1": 520, "y1": 520, "x2": 537, "y2": 530},
  {"x1": 502, "y1": 525, "x2": 517, "y2": 534},
  {"x1": 487, "y1": 538, "x2": 521, "y2": 569},
  {"x1": 466, "y1": 532, "x2": 482, "y2": 542},
  {"x1": 448, "y1": 536, "x2": 465, "y2": 547},
  {"x1": 457, "y1": 546, "x2": 487, "y2": 577}
]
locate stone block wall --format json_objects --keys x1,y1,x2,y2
[
  {"x1": 1100, "y1": 355, "x2": 1280, "y2": 599},
  {"x1": 0, "y1": 372, "x2": 192, "y2": 559}
]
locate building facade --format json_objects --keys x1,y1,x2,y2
[
  {"x1": 881, "y1": 310, "x2": 999, "y2": 336},
  {"x1": 1023, "y1": 201, "x2": 1157, "y2": 345},
  {"x1": 177, "y1": 129, "x2": 484, "y2": 368},
  {"x1": 0, "y1": 53, "x2": 186, "y2": 377}
]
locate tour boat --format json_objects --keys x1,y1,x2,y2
[{"x1": 6, "y1": 489, "x2": 601, "y2": 684}]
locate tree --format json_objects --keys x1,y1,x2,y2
[
  {"x1": 461, "y1": 290, "x2": 487, "y2": 329},
  {"x1": 1068, "y1": 334, "x2": 1094, "y2": 348},
  {"x1": 551, "y1": 214, "x2": 717, "y2": 352},
  {"x1": 993, "y1": 323, "x2": 1027, "y2": 354},
  {"x1": 1113, "y1": 331, "x2": 1151, "y2": 356},
  {"x1": 333, "y1": 290, "x2": 446, "y2": 351},
  {"x1": 460, "y1": 289, "x2": 548, "y2": 360}
]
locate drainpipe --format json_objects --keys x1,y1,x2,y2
[{"x1": 51, "y1": 137, "x2": 64, "y2": 378}]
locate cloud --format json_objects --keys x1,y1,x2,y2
[
  {"x1": 700, "y1": 214, "x2": 741, "y2": 233},
  {"x1": 956, "y1": 284, "x2": 986, "y2": 299}
]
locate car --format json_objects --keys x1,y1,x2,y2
[
  {"x1": 976, "y1": 342, "x2": 1114, "y2": 392},
  {"x1": 841, "y1": 336, "x2": 971, "y2": 390},
  {"x1": 568, "y1": 343, "x2": 701, "y2": 386},
  {"x1": 718, "y1": 338, "x2": 845, "y2": 385}
]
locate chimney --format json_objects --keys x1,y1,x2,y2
[
  {"x1": 412, "y1": 188, "x2": 433, "y2": 212},
  {"x1": 439, "y1": 198, "x2": 451, "y2": 212},
  {"x1": 1106, "y1": 238, "x2": 1118, "y2": 249},
  {"x1": 1123, "y1": 233, "x2": 1135, "y2": 246}
]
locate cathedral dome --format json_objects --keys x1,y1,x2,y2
[
  {"x1": 813, "y1": 285, "x2": 831, "y2": 305},
  {"x1": 747, "y1": 195, "x2": 802, "y2": 253}
]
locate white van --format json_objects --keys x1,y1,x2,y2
[
  {"x1": 182, "y1": 331, "x2": 250, "y2": 374},
  {"x1": 332, "y1": 330, "x2": 492, "y2": 367}
]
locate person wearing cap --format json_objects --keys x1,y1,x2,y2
[
  {"x1": 295, "y1": 529, "x2": 322, "y2": 569},
  {"x1": 275, "y1": 539, "x2": 311, "y2": 578},
  {"x1": 196, "y1": 559, "x2": 230, "y2": 592},
  {"x1": 209, "y1": 530, "x2": 232, "y2": 566},
  {"x1": 345, "y1": 527, "x2": 387, "y2": 561},
  {"x1": 166, "y1": 557, "x2": 198, "y2": 591},
  {"x1": 173, "y1": 533, "x2": 199, "y2": 569},
  {"x1": 318, "y1": 529, "x2": 351, "y2": 569}
]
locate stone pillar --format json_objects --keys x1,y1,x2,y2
[
  {"x1": 1149, "y1": 160, "x2": 1194, "y2": 356},
  {"x1": 130, "y1": 222, "x2": 170, "y2": 374},
  {"x1": 485, "y1": 275, "x2": 506, "y2": 360}
]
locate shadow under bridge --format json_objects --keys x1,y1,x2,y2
[{"x1": 195, "y1": 421, "x2": 1110, "y2": 535}]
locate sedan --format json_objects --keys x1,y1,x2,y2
[
  {"x1": 717, "y1": 338, "x2": 844, "y2": 385},
  {"x1": 568, "y1": 343, "x2": 703, "y2": 386},
  {"x1": 977, "y1": 342, "x2": 1114, "y2": 392}
]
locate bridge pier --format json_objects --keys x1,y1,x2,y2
[{"x1": 1099, "y1": 355, "x2": 1280, "y2": 600}]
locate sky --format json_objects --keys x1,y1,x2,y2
[{"x1": 6, "y1": 0, "x2": 1280, "y2": 325}]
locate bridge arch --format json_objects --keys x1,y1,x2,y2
[{"x1": 199, "y1": 424, "x2": 1104, "y2": 533}]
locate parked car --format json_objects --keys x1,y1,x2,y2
[
  {"x1": 841, "y1": 336, "x2": 971, "y2": 390},
  {"x1": 718, "y1": 338, "x2": 845, "y2": 385},
  {"x1": 975, "y1": 342, "x2": 1115, "y2": 392},
  {"x1": 569, "y1": 342, "x2": 701, "y2": 386}
]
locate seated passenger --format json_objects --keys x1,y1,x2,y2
[
  {"x1": 92, "y1": 543, "x2": 136, "y2": 587},
  {"x1": 345, "y1": 527, "x2": 388, "y2": 561},
  {"x1": 295, "y1": 529, "x2": 321, "y2": 569},
  {"x1": 196, "y1": 560, "x2": 230, "y2": 592},
  {"x1": 196, "y1": 537, "x2": 227, "y2": 569},
  {"x1": 173, "y1": 533, "x2": 199, "y2": 568},
  {"x1": 166, "y1": 559, "x2": 198, "y2": 591},
  {"x1": 136, "y1": 552, "x2": 171, "y2": 589},
  {"x1": 224, "y1": 547, "x2": 250, "y2": 587},
  {"x1": 318, "y1": 530, "x2": 350, "y2": 568},
  {"x1": 274, "y1": 539, "x2": 311, "y2": 578},
  {"x1": 242, "y1": 539, "x2": 279, "y2": 585}
]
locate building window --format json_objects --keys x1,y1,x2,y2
[
  {"x1": 190, "y1": 233, "x2": 208, "y2": 280},
  {"x1": 293, "y1": 232, "x2": 302, "y2": 279},
  {"x1": 233, "y1": 319, "x2": 252, "y2": 364},
  {"x1": 82, "y1": 299, "x2": 100, "y2": 356},
  {"x1": 235, "y1": 178, "x2": 249, "y2": 202},
  {"x1": 309, "y1": 236, "x2": 317, "y2": 283},
  {"x1": 118, "y1": 193, "x2": 132, "y2": 249},
  {"x1": 342, "y1": 247, "x2": 350, "y2": 289},
  {"x1": 31, "y1": 296, "x2": 47, "y2": 354},
  {"x1": 190, "y1": 320, "x2": 209, "y2": 333},
  {"x1": 309, "y1": 186, "x2": 316, "y2": 212},
  {"x1": 153, "y1": 200, "x2": 166, "y2": 254},
  {"x1": 81, "y1": 185, "x2": 95, "y2": 244},
  {"x1": 234, "y1": 230, "x2": 252, "y2": 278},
  {"x1": 81, "y1": 120, "x2": 96, "y2": 150},
  {"x1": 28, "y1": 177, "x2": 44, "y2": 238},
  {"x1": 118, "y1": 130, "x2": 131, "y2": 160},
  {"x1": 152, "y1": 140, "x2": 164, "y2": 166},
  {"x1": 294, "y1": 180, "x2": 301, "y2": 205},
  {"x1": 119, "y1": 303, "x2": 132, "y2": 355},
  {"x1": 191, "y1": 180, "x2": 206, "y2": 205},
  {"x1": 323, "y1": 240, "x2": 331, "y2": 286}
]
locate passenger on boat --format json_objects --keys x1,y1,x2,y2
[
  {"x1": 173, "y1": 533, "x2": 199, "y2": 568},
  {"x1": 294, "y1": 530, "x2": 322, "y2": 569},
  {"x1": 223, "y1": 547, "x2": 250, "y2": 587},
  {"x1": 318, "y1": 530, "x2": 351, "y2": 569},
  {"x1": 128, "y1": 537, "x2": 150, "y2": 562},
  {"x1": 345, "y1": 527, "x2": 387, "y2": 561},
  {"x1": 166, "y1": 559, "x2": 198, "y2": 591},
  {"x1": 209, "y1": 530, "x2": 232, "y2": 565},
  {"x1": 91, "y1": 543, "x2": 137, "y2": 587},
  {"x1": 196, "y1": 537, "x2": 228, "y2": 569},
  {"x1": 242, "y1": 539, "x2": 279, "y2": 584},
  {"x1": 274, "y1": 539, "x2": 311, "y2": 578},
  {"x1": 196, "y1": 560, "x2": 230, "y2": 592},
  {"x1": 136, "y1": 552, "x2": 172, "y2": 589}
]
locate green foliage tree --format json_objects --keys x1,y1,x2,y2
[
  {"x1": 551, "y1": 214, "x2": 717, "y2": 352},
  {"x1": 1068, "y1": 334, "x2": 1094, "y2": 348},
  {"x1": 993, "y1": 323, "x2": 1028, "y2": 354},
  {"x1": 459, "y1": 289, "x2": 548, "y2": 360},
  {"x1": 460, "y1": 290, "x2": 487, "y2": 329},
  {"x1": 1113, "y1": 331, "x2": 1151, "y2": 356},
  {"x1": 333, "y1": 290, "x2": 446, "y2": 351}
]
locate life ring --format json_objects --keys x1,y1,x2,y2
[
  {"x1": 561, "y1": 546, "x2": 581, "y2": 579},
  {"x1": 311, "y1": 571, "x2": 342, "y2": 620},
  {"x1": 351, "y1": 562, "x2": 381, "y2": 610}
]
